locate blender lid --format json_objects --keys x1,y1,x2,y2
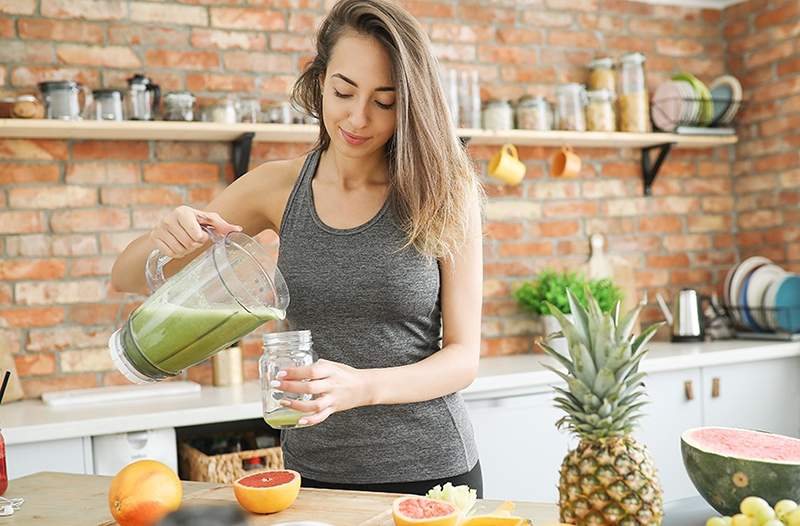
[
  {"x1": 127, "y1": 73, "x2": 152, "y2": 86},
  {"x1": 92, "y1": 88, "x2": 124, "y2": 98},
  {"x1": 38, "y1": 80, "x2": 78, "y2": 90}
]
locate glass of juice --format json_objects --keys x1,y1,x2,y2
[{"x1": 260, "y1": 330, "x2": 316, "y2": 429}]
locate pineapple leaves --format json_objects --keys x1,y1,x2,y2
[
  {"x1": 592, "y1": 367, "x2": 617, "y2": 397},
  {"x1": 616, "y1": 301, "x2": 644, "y2": 343},
  {"x1": 539, "y1": 342, "x2": 576, "y2": 375},
  {"x1": 631, "y1": 322, "x2": 663, "y2": 354},
  {"x1": 565, "y1": 288, "x2": 591, "y2": 349}
]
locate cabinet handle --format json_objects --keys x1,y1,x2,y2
[
  {"x1": 684, "y1": 380, "x2": 694, "y2": 401},
  {"x1": 712, "y1": 377, "x2": 721, "y2": 398}
]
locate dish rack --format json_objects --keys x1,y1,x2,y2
[
  {"x1": 650, "y1": 95, "x2": 745, "y2": 132},
  {"x1": 721, "y1": 304, "x2": 800, "y2": 342}
]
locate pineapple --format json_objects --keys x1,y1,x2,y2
[{"x1": 540, "y1": 288, "x2": 664, "y2": 526}]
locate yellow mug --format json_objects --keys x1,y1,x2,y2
[
  {"x1": 551, "y1": 145, "x2": 581, "y2": 178},
  {"x1": 488, "y1": 144, "x2": 526, "y2": 185}
]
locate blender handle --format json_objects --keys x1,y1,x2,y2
[{"x1": 144, "y1": 226, "x2": 223, "y2": 292}]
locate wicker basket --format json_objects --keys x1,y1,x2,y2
[{"x1": 179, "y1": 442, "x2": 284, "y2": 483}]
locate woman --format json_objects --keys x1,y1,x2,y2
[{"x1": 111, "y1": 0, "x2": 484, "y2": 496}]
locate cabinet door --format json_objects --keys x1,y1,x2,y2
[
  {"x1": 702, "y1": 357, "x2": 800, "y2": 437},
  {"x1": 7, "y1": 437, "x2": 93, "y2": 480},
  {"x1": 637, "y1": 368, "x2": 703, "y2": 503},
  {"x1": 467, "y1": 389, "x2": 575, "y2": 502}
]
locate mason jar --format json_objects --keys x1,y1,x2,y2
[
  {"x1": 482, "y1": 98, "x2": 513, "y2": 130},
  {"x1": 619, "y1": 52, "x2": 651, "y2": 132},
  {"x1": 162, "y1": 91, "x2": 196, "y2": 122},
  {"x1": 586, "y1": 89, "x2": 616, "y2": 132},
  {"x1": 515, "y1": 95, "x2": 550, "y2": 131},
  {"x1": 555, "y1": 83, "x2": 587, "y2": 132},
  {"x1": 260, "y1": 330, "x2": 317, "y2": 430},
  {"x1": 588, "y1": 57, "x2": 616, "y2": 93}
]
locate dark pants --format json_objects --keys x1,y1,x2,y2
[{"x1": 301, "y1": 459, "x2": 484, "y2": 498}]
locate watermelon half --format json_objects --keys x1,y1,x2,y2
[{"x1": 681, "y1": 426, "x2": 800, "y2": 515}]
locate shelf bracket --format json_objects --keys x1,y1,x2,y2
[
  {"x1": 641, "y1": 142, "x2": 675, "y2": 196},
  {"x1": 232, "y1": 132, "x2": 255, "y2": 180},
  {"x1": 459, "y1": 136, "x2": 470, "y2": 147}
]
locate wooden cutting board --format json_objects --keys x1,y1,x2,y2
[{"x1": 5, "y1": 472, "x2": 559, "y2": 526}]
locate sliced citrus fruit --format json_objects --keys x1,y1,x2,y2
[
  {"x1": 459, "y1": 515, "x2": 530, "y2": 526},
  {"x1": 392, "y1": 496, "x2": 459, "y2": 526},
  {"x1": 233, "y1": 469, "x2": 301, "y2": 514}
]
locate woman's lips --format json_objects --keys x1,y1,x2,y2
[{"x1": 339, "y1": 127, "x2": 369, "y2": 145}]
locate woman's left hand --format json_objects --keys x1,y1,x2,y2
[{"x1": 272, "y1": 359, "x2": 373, "y2": 426}]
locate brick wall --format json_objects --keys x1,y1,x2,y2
[
  {"x1": 0, "y1": 0, "x2": 783, "y2": 396},
  {"x1": 723, "y1": 0, "x2": 800, "y2": 270}
]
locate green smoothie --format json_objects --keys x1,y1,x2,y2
[
  {"x1": 264, "y1": 408, "x2": 310, "y2": 429},
  {"x1": 128, "y1": 303, "x2": 285, "y2": 375}
]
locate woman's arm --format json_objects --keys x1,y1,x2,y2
[
  {"x1": 276, "y1": 194, "x2": 483, "y2": 424},
  {"x1": 110, "y1": 160, "x2": 297, "y2": 294}
]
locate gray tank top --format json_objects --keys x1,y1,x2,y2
[{"x1": 276, "y1": 149, "x2": 479, "y2": 484}]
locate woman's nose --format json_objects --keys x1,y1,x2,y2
[{"x1": 348, "y1": 101, "x2": 369, "y2": 129}]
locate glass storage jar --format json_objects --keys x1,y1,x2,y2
[
  {"x1": 619, "y1": 52, "x2": 651, "y2": 132},
  {"x1": 260, "y1": 330, "x2": 317, "y2": 430},
  {"x1": 588, "y1": 57, "x2": 616, "y2": 93},
  {"x1": 482, "y1": 98, "x2": 513, "y2": 130},
  {"x1": 162, "y1": 91, "x2": 196, "y2": 121},
  {"x1": 515, "y1": 95, "x2": 550, "y2": 131},
  {"x1": 555, "y1": 83, "x2": 587, "y2": 132},
  {"x1": 586, "y1": 89, "x2": 616, "y2": 132}
]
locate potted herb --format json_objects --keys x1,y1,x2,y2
[{"x1": 513, "y1": 269, "x2": 623, "y2": 352}]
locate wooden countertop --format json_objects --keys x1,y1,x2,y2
[{"x1": 4, "y1": 472, "x2": 560, "y2": 525}]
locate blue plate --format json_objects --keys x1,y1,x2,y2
[
  {"x1": 775, "y1": 275, "x2": 800, "y2": 333},
  {"x1": 740, "y1": 274, "x2": 761, "y2": 332}
]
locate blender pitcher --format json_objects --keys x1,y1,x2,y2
[{"x1": 108, "y1": 227, "x2": 290, "y2": 384}]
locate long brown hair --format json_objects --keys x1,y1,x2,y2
[{"x1": 291, "y1": 0, "x2": 480, "y2": 261}]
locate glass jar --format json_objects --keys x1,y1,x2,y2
[
  {"x1": 588, "y1": 57, "x2": 615, "y2": 93},
  {"x1": 586, "y1": 89, "x2": 616, "y2": 132},
  {"x1": 555, "y1": 83, "x2": 587, "y2": 132},
  {"x1": 260, "y1": 330, "x2": 317, "y2": 430},
  {"x1": 0, "y1": 429, "x2": 7, "y2": 496},
  {"x1": 162, "y1": 91, "x2": 196, "y2": 121},
  {"x1": 202, "y1": 99, "x2": 237, "y2": 124},
  {"x1": 619, "y1": 52, "x2": 651, "y2": 132},
  {"x1": 91, "y1": 89, "x2": 124, "y2": 121},
  {"x1": 482, "y1": 98, "x2": 513, "y2": 130},
  {"x1": 515, "y1": 95, "x2": 550, "y2": 131}
]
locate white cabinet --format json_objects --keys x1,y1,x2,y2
[
  {"x1": 638, "y1": 368, "x2": 703, "y2": 502},
  {"x1": 467, "y1": 389, "x2": 575, "y2": 502},
  {"x1": 701, "y1": 357, "x2": 800, "y2": 437},
  {"x1": 7, "y1": 437, "x2": 93, "y2": 480}
]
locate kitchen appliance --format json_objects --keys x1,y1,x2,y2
[
  {"x1": 657, "y1": 289, "x2": 710, "y2": 342},
  {"x1": 126, "y1": 74, "x2": 160, "y2": 120},
  {"x1": 108, "y1": 226, "x2": 290, "y2": 384},
  {"x1": 38, "y1": 80, "x2": 92, "y2": 120},
  {"x1": 90, "y1": 89, "x2": 124, "y2": 121}
]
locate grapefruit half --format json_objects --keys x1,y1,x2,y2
[
  {"x1": 392, "y1": 496, "x2": 459, "y2": 526},
  {"x1": 233, "y1": 469, "x2": 301, "y2": 514}
]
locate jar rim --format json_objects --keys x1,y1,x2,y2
[
  {"x1": 263, "y1": 330, "x2": 311, "y2": 346},
  {"x1": 587, "y1": 89, "x2": 615, "y2": 101},
  {"x1": 620, "y1": 52, "x2": 646, "y2": 64},
  {"x1": 589, "y1": 57, "x2": 615, "y2": 69}
]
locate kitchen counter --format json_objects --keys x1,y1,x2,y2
[
  {"x1": 2, "y1": 339, "x2": 798, "y2": 445},
  {"x1": 2, "y1": 471, "x2": 560, "y2": 525}
]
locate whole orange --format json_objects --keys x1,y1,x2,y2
[{"x1": 108, "y1": 459, "x2": 182, "y2": 526}]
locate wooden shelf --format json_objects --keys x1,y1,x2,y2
[{"x1": 0, "y1": 119, "x2": 737, "y2": 149}]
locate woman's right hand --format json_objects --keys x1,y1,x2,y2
[{"x1": 150, "y1": 205, "x2": 242, "y2": 259}]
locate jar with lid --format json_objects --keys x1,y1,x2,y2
[
  {"x1": 162, "y1": 91, "x2": 196, "y2": 121},
  {"x1": 586, "y1": 89, "x2": 616, "y2": 132},
  {"x1": 555, "y1": 83, "x2": 587, "y2": 132},
  {"x1": 619, "y1": 52, "x2": 651, "y2": 132},
  {"x1": 515, "y1": 95, "x2": 550, "y2": 131},
  {"x1": 482, "y1": 98, "x2": 513, "y2": 130},
  {"x1": 588, "y1": 57, "x2": 615, "y2": 93},
  {"x1": 260, "y1": 330, "x2": 317, "y2": 430}
]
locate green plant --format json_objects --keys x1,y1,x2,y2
[{"x1": 513, "y1": 269, "x2": 623, "y2": 315}]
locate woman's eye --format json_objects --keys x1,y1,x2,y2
[
  {"x1": 333, "y1": 89, "x2": 351, "y2": 99},
  {"x1": 375, "y1": 101, "x2": 395, "y2": 110}
]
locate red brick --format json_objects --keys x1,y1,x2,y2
[
  {"x1": 108, "y1": 23, "x2": 188, "y2": 47},
  {"x1": 582, "y1": 180, "x2": 629, "y2": 198},
  {"x1": 638, "y1": 216, "x2": 682, "y2": 233},
  {"x1": 223, "y1": 51, "x2": 293, "y2": 73},
  {"x1": 530, "y1": 181, "x2": 580, "y2": 200},
  {"x1": 545, "y1": 0, "x2": 598, "y2": 11},
  {"x1": 27, "y1": 326, "x2": 111, "y2": 351},
  {"x1": 432, "y1": 43, "x2": 476, "y2": 62},
  {"x1": 9, "y1": 186, "x2": 96, "y2": 209},
  {"x1": 0, "y1": 0, "x2": 34, "y2": 14},
  {"x1": 747, "y1": 40, "x2": 795, "y2": 69},
  {"x1": 11, "y1": 65, "x2": 99, "y2": 87},
  {"x1": 271, "y1": 34, "x2": 314, "y2": 52},
  {"x1": 210, "y1": 8, "x2": 284, "y2": 31},
  {"x1": 481, "y1": 336, "x2": 530, "y2": 357},
  {"x1": 70, "y1": 256, "x2": 115, "y2": 277},
  {"x1": 56, "y1": 44, "x2": 140, "y2": 68},
  {"x1": 65, "y1": 162, "x2": 139, "y2": 184},
  {"x1": 190, "y1": 28, "x2": 265, "y2": 50},
  {"x1": 538, "y1": 220, "x2": 581, "y2": 237},
  {"x1": 499, "y1": 242, "x2": 553, "y2": 257},
  {"x1": 68, "y1": 303, "x2": 119, "y2": 325},
  {"x1": 723, "y1": 19, "x2": 748, "y2": 39},
  {"x1": 130, "y1": 2, "x2": 207, "y2": 25},
  {"x1": 16, "y1": 280, "x2": 105, "y2": 305},
  {"x1": 21, "y1": 374, "x2": 98, "y2": 398},
  {"x1": 0, "y1": 163, "x2": 59, "y2": 184},
  {"x1": 484, "y1": 262, "x2": 535, "y2": 277},
  {"x1": 142, "y1": 163, "x2": 219, "y2": 184},
  {"x1": 688, "y1": 214, "x2": 730, "y2": 233},
  {"x1": 500, "y1": 65, "x2": 557, "y2": 84},
  {"x1": 542, "y1": 201, "x2": 598, "y2": 217},
  {"x1": 260, "y1": 74, "x2": 296, "y2": 95},
  {"x1": 670, "y1": 269, "x2": 713, "y2": 287},
  {"x1": 18, "y1": 18, "x2": 104, "y2": 43},
  {"x1": 754, "y1": 152, "x2": 799, "y2": 173},
  {"x1": 41, "y1": 0, "x2": 125, "y2": 19},
  {"x1": 73, "y1": 141, "x2": 148, "y2": 160},
  {"x1": 0, "y1": 307, "x2": 64, "y2": 327},
  {"x1": 523, "y1": 11, "x2": 572, "y2": 27},
  {"x1": 99, "y1": 231, "x2": 143, "y2": 255},
  {"x1": 0, "y1": 211, "x2": 44, "y2": 234},
  {"x1": 188, "y1": 187, "x2": 223, "y2": 205},
  {"x1": 601, "y1": 163, "x2": 639, "y2": 178},
  {"x1": 485, "y1": 222, "x2": 523, "y2": 240},
  {"x1": 663, "y1": 234, "x2": 712, "y2": 251},
  {"x1": 402, "y1": 1, "x2": 455, "y2": 18},
  {"x1": 186, "y1": 73, "x2": 255, "y2": 92},
  {"x1": 647, "y1": 254, "x2": 690, "y2": 268},
  {"x1": 702, "y1": 196, "x2": 734, "y2": 213},
  {"x1": 738, "y1": 210, "x2": 782, "y2": 229},
  {"x1": 15, "y1": 353, "x2": 56, "y2": 376},
  {"x1": 778, "y1": 57, "x2": 800, "y2": 76},
  {"x1": 101, "y1": 187, "x2": 184, "y2": 207},
  {"x1": 656, "y1": 38, "x2": 703, "y2": 57},
  {"x1": 429, "y1": 23, "x2": 493, "y2": 43},
  {"x1": 289, "y1": 13, "x2": 319, "y2": 33},
  {"x1": 145, "y1": 49, "x2": 219, "y2": 70},
  {"x1": 548, "y1": 30, "x2": 599, "y2": 48},
  {"x1": 579, "y1": 13, "x2": 625, "y2": 32},
  {"x1": 477, "y1": 45, "x2": 536, "y2": 65},
  {"x1": 0, "y1": 259, "x2": 66, "y2": 280},
  {"x1": 50, "y1": 209, "x2": 130, "y2": 233},
  {"x1": 756, "y1": 2, "x2": 800, "y2": 29},
  {"x1": 0, "y1": 139, "x2": 67, "y2": 160},
  {"x1": 635, "y1": 270, "x2": 670, "y2": 288}
]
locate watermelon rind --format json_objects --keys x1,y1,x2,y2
[{"x1": 681, "y1": 427, "x2": 800, "y2": 516}]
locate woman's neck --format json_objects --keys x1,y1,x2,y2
[{"x1": 320, "y1": 147, "x2": 389, "y2": 190}]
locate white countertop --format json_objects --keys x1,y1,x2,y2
[{"x1": 2, "y1": 339, "x2": 799, "y2": 445}]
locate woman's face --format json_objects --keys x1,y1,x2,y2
[{"x1": 321, "y1": 31, "x2": 397, "y2": 159}]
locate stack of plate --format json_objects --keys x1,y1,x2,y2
[
  {"x1": 651, "y1": 73, "x2": 741, "y2": 132},
  {"x1": 723, "y1": 256, "x2": 800, "y2": 334}
]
